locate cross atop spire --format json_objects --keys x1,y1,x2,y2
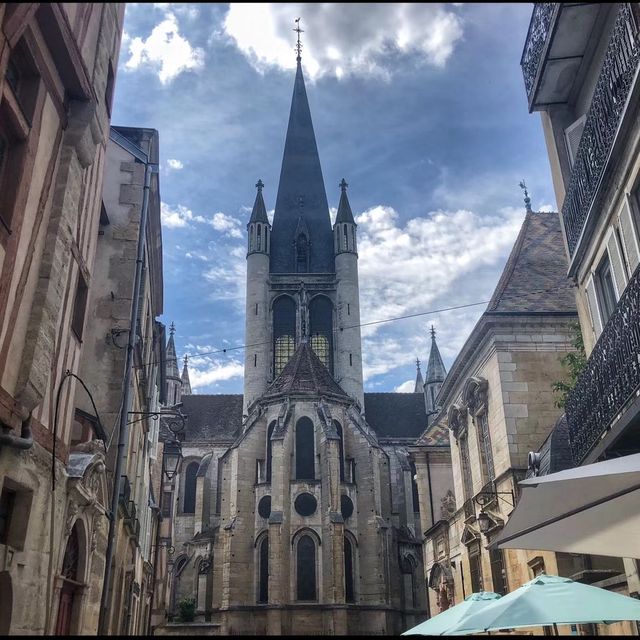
[
  {"x1": 416, "y1": 358, "x2": 421, "y2": 369},
  {"x1": 184, "y1": 354, "x2": 189, "y2": 366},
  {"x1": 519, "y1": 179, "x2": 533, "y2": 214},
  {"x1": 414, "y1": 357, "x2": 424, "y2": 393},
  {"x1": 256, "y1": 179, "x2": 264, "y2": 193},
  {"x1": 169, "y1": 321, "x2": 176, "y2": 336},
  {"x1": 340, "y1": 178, "x2": 348, "y2": 192},
  {"x1": 294, "y1": 17, "x2": 304, "y2": 62},
  {"x1": 430, "y1": 325, "x2": 436, "y2": 340}
]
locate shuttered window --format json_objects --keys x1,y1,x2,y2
[
  {"x1": 606, "y1": 230, "x2": 626, "y2": 297},
  {"x1": 619, "y1": 196, "x2": 640, "y2": 275},
  {"x1": 564, "y1": 115, "x2": 586, "y2": 166},
  {"x1": 585, "y1": 276, "x2": 603, "y2": 337}
]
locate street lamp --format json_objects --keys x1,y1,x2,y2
[
  {"x1": 162, "y1": 440, "x2": 182, "y2": 480},
  {"x1": 477, "y1": 510, "x2": 492, "y2": 534}
]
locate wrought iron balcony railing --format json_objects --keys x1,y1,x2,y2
[
  {"x1": 566, "y1": 264, "x2": 640, "y2": 464},
  {"x1": 521, "y1": 2, "x2": 557, "y2": 103},
  {"x1": 562, "y1": 3, "x2": 640, "y2": 257},
  {"x1": 119, "y1": 474, "x2": 131, "y2": 506}
]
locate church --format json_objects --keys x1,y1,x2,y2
[{"x1": 160, "y1": 43, "x2": 452, "y2": 636}]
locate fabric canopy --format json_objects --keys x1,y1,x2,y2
[
  {"x1": 491, "y1": 452, "x2": 640, "y2": 558},
  {"x1": 448, "y1": 574, "x2": 640, "y2": 635},
  {"x1": 402, "y1": 592, "x2": 502, "y2": 636}
]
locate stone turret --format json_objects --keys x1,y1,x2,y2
[
  {"x1": 181, "y1": 354, "x2": 192, "y2": 396},
  {"x1": 423, "y1": 326, "x2": 446, "y2": 423},
  {"x1": 333, "y1": 179, "x2": 364, "y2": 408},
  {"x1": 243, "y1": 180, "x2": 272, "y2": 412},
  {"x1": 414, "y1": 359, "x2": 424, "y2": 393}
]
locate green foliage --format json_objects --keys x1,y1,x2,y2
[
  {"x1": 552, "y1": 321, "x2": 587, "y2": 409},
  {"x1": 176, "y1": 596, "x2": 196, "y2": 623}
]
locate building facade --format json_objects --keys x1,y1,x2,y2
[
  {"x1": 518, "y1": 0, "x2": 640, "y2": 628},
  {"x1": 154, "y1": 54, "x2": 455, "y2": 636},
  {"x1": 0, "y1": 3, "x2": 126, "y2": 635},
  {"x1": 414, "y1": 208, "x2": 581, "y2": 626}
]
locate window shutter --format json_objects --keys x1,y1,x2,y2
[
  {"x1": 607, "y1": 231, "x2": 627, "y2": 298},
  {"x1": 564, "y1": 115, "x2": 586, "y2": 166},
  {"x1": 585, "y1": 276, "x2": 603, "y2": 338},
  {"x1": 618, "y1": 196, "x2": 640, "y2": 276}
]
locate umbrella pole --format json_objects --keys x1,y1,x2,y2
[{"x1": 553, "y1": 623, "x2": 559, "y2": 635}]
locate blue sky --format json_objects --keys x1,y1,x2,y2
[{"x1": 112, "y1": 3, "x2": 555, "y2": 394}]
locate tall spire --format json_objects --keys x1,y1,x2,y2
[
  {"x1": 335, "y1": 178, "x2": 355, "y2": 224},
  {"x1": 270, "y1": 20, "x2": 334, "y2": 274},
  {"x1": 414, "y1": 358, "x2": 424, "y2": 393},
  {"x1": 425, "y1": 326, "x2": 446, "y2": 385},
  {"x1": 181, "y1": 354, "x2": 192, "y2": 396},
  {"x1": 165, "y1": 321, "x2": 181, "y2": 406}
]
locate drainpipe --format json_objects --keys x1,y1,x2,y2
[
  {"x1": 0, "y1": 414, "x2": 33, "y2": 449},
  {"x1": 426, "y1": 451, "x2": 435, "y2": 526},
  {"x1": 97, "y1": 135, "x2": 158, "y2": 635}
]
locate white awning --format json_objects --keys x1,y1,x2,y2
[{"x1": 492, "y1": 453, "x2": 640, "y2": 559}]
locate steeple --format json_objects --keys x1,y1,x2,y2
[
  {"x1": 249, "y1": 179, "x2": 269, "y2": 224},
  {"x1": 181, "y1": 354, "x2": 192, "y2": 396},
  {"x1": 423, "y1": 326, "x2": 447, "y2": 422},
  {"x1": 335, "y1": 178, "x2": 355, "y2": 224},
  {"x1": 165, "y1": 322, "x2": 182, "y2": 406},
  {"x1": 270, "y1": 20, "x2": 334, "y2": 274},
  {"x1": 333, "y1": 178, "x2": 358, "y2": 255},
  {"x1": 414, "y1": 358, "x2": 424, "y2": 393}
]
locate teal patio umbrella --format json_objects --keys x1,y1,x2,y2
[
  {"x1": 402, "y1": 592, "x2": 502, "y2": 636},
  {"x1": 448, "y1": 574, "x2": 640, "y2": 635}
]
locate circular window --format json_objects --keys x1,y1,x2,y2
[
  {"x1": 341, "y1": 494, "x2": 354, "y2": 520},
  {"x1": 258, "y1": 495, "x2": 271, "y2": 519},
  {"x1": 294, "y1": 492, "x2": 317, "y2": 517}
]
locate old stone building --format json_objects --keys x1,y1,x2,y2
[
  {"x1": 414, "y1": 206, "x2": 581, "y2": 627},
  {"x1": 155, "y1": 51, "x2": 453, "y2": 636},
  {"x1": 0, "y1": 3, "x2": 125, "y2": 634}
]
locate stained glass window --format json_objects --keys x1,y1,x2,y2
[
  {"x1": 344, "y1": 536, "x2": 355, "y2": 602},
  {"x1": 297, "y1": 535, "x2": 316, "y2": 600},
  {"x1": 258, "y1": 536, "x2": 269, "y2": 603},
  {"x1": 183, "y1": 462, "x2": 198, "y2": 514},
  {"x1": 273, "y1": 296, "x2": 296, "y2": 375},
  {"x1": 295, "y1": 418, "x2": 315, "y2": 480}
]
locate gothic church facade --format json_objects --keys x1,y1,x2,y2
[{"x1": 160, "y1": 54, "x2": 452, "y2": 636}]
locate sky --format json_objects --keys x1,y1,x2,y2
[{"x1": 112, "y1": 3, "x2": 556, "y2": 395}]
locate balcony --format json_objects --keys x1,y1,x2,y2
[
  {"x1": 561, "y1": 3, "x2": 640, "y2": 259},
  {"x1": 566, "y1": 264, "x2": 640, "y2": 465}
]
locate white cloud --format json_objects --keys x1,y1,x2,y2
[
  {"x1": 161, "y1": 202, "x2": 198, "y2": 228},
  {"x1": 167, "y1": 158, "x2": 184, "y2": 170},
  {"x1": 222, "y1": 3, "x2": 463, "y2": 80},
  {"x1": 161, "y1": 203, "x2": 243, "y2": 237},
  {"x1": 189, "y1": 356, "x2": 244, "y2": 389},
  {"x1": 124, "y1": 8, "x2": 205, "y2": 84},
  {"x1": 210, "y1": 212, "x2": 243, "y2": 238},
  {"x1": 394, "y1": 379, "x2": 416, "y2": 393}
]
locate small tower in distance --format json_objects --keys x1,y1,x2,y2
[
  {"x1": 414, "y1": 358, "x2": 424, "y2": 393},
  {"x1": 166, "y1": 322, "x2": 183, "y2": 406},
  {"x1": 181, "y1": 354, "x2": 192, "y2": 397},
  {"x1": 423, "y1": 326, "x2": 447, "y2": 424}
]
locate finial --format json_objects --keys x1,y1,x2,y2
[
  {"x1": 294, "y1": 17, "x2": 304, "y2": 62},
  {"x1": 184, "y1": 354, "x2": 188, "y2": 366},
  {"x1": 340, "y1": 178, "x2": 348, "y2": 192},
  {"x1": 169, "y1": 322, "x2": 176, "y2": 337},
  {"x1": 430, "y1": 325, "x2": 436, "y2": 340},
  {"x1": 519, "y1": 179, "x2": 532, "y2": 214},
  {"x1": 416, "y1": 358, "x2": 421, "y2": 370},
  {"x1": 256, "y1": 179, "x2": 264, "y2": 193}
]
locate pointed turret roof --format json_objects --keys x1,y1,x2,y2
[
  {"x1": 425, "y1": 326, "x2": 446, "y2": 385},
  {"x1": 248, "y1": 179, "x2": 269, "y2": 225},
  {"x1": 270, "y1": 60, "x2": 334, "y2": 273},
  {"x1": 335, "y1": 178, "x2": 355, "y2": 224},
  {"x1": 166, "y1": 322, "x2": 180, "y2": 380},
  {"x1": 414, "y1": 359, "x2": 424, "y2": 393},
  {"x1": 181, "y1": 355, "x2": 192, "y2": 396},
  {"x1": 263, "y1": 340, "x2": 350, "y2": 400}
]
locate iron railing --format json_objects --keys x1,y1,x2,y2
[
  {"x1": 119, "y1": 475, "x2": 131, "y2": 506},
  {"x1": 521, "y1": 2, "x2": 558, "y2": 102},
  {"x1": 562, "y1": 3, "x2": 640, "y2": 257},
  {"x1": 566, "y1": 264, "x2": 640, "y2": 464}
]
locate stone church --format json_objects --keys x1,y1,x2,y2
[{"x1": 160, "y1": 52, "x2": 452, "y2": 636}]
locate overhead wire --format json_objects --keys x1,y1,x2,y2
[{"x1": 133, "y1": 282, "x2": 577, "y2": 371}]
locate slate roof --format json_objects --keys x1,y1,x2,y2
[
  {"x1": 425, "y1": 333, "x2": 446, "y2": 384},
  {"x1": 487, "y1": 210, "x2": 575, "y2": 314},
  {"x1": 263, "y1": 340, "x2": 350, "y2": 400},
  {"x1": 270, "y1": 60, "x2": 334, "y2": 274},
  {"x1": 161, "y1": 394, "x2": 243, "y2": 443},
  {"x1": 335, "y1": 180, "x2": 355, "y2": 224},
  {"x1": 364, "y1": 393, "x2": 428, "y2": 439},
  {"x1": 248, "y1": 182, "x2": 269, "y2": 225},
  {"x1": 526, "y1": 414, "x2": 573, "y2": 478}
]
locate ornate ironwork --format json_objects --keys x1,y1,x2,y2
[
  {"x1": 520, "y1": 3, "x2": 557, "y2": 102},
  {"x1": 562, "y1": 3, "x2": 640, "y2": 257},
  {"x1": 566, "y1": 264, "x2": 640, "y2": 464}
]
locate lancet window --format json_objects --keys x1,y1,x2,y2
[
  {"x1": 273, "y1": 296, "x2": 296, "y2": 376},
  {"x1": 309, "y1": 296, "x2": 333, "y2": 373}
]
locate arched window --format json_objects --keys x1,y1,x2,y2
[
  {"x1": 335, "y1": 421, "x2": 345, "y2": 482},
  {"x1": 258, "y1": 535, "x2": 269, "y2": 603},
  {"x1": 296, "y1": 233, "x2": 309, "y2": 272},
  {"x1": 296, "y1": 534, "x2": 316, "y2": 601},
  {"x1": 295, "y1": 417, "x2": 315, "y2": 480},
  {"x1": 266, "y1": 421, "x2": 276, "y2": 483},
  {"x1": 264, "y1": 226, "x2": 268, "y2": 252},
  {"x1": 344, "y1": 535, "x2": 355, "y2": 603},
  {"x1": 400, "y1": 554, "x2": 418, "y2": 609},
  {"x1": 56, "y1": 523, "x2": 82, "y2": 635},
  {"x1": 183, "y1": 461, "x2": 199, "y2": 514},
  {"x1": 309, "y1": 296, "x2": 333, "y2": 373},
  {"x1": 257, "y1": 224, "x2": 262, "y2": 251},
  {"x1": 273, "y1": 296, "x2": 296, "y2": 376},
  {"x1": 343, "y1": 224, "x2": 348, "y2": 251}
]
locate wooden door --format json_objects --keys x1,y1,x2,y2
[{"x1": 55, "y1": 583, "x2": 75, "y2": 635}]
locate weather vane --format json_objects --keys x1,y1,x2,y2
[
  {"x1": 294, "y1": 17, "x2": 304, "y2": 61},
  {"x1": 519, "y1": 179, "x2": 532, "y2": 213}
]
